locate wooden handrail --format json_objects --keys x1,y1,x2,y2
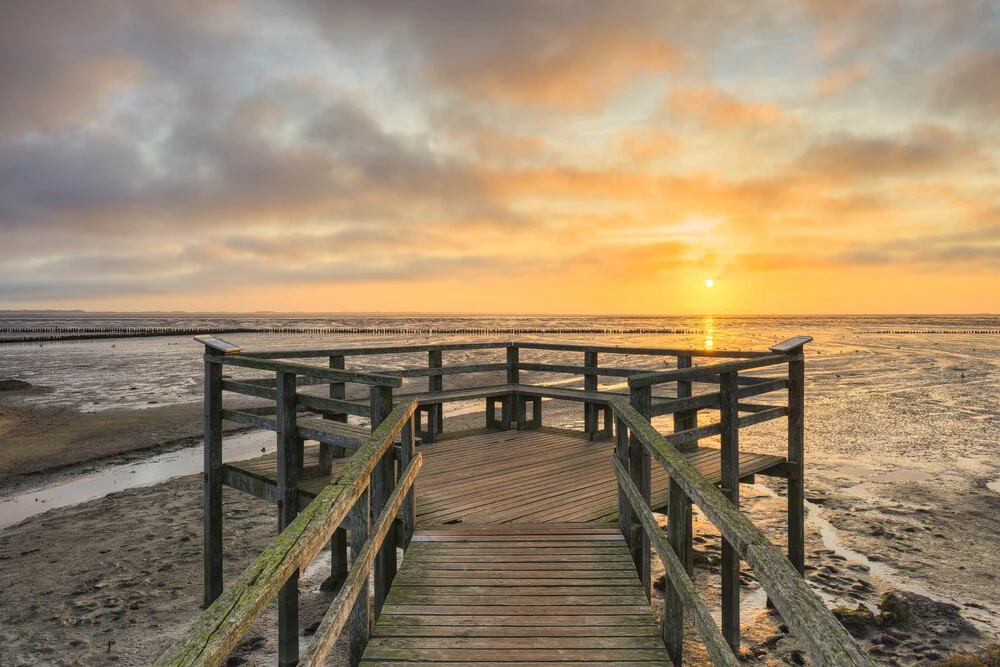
[
  {"x1": 300, "y1": 454, "x2": 422, "y2": 666},
  {"x1": 241, "y1": 341, "x2": 512, "y2": 358},
  {"x1": 211, "y1": 354, "x2": 403, "y2": 387},
  {"x1": 515, "y1": 341, "x2": 769, "y2": 358},
  {"x1": 628, "y1": 354, "x2": 800, "y2": 388},
  {"x1": 237, "y1": 340, "x2": 769, "y2": 361},
  {"x1": 156, "y1": 399, "x2": 418, "y2": 666},
  {"x1": 609, "y1": 398, "x2": 872, "y2": 667},
  {"x1": 612, "y1": 456, "x2": 739, "y2": 667}
]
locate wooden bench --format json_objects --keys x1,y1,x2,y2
[{"x1": 336, "y1": 383, "x2": 692, "y2": 444}]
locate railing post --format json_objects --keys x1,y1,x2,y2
[
  {"x1": 202, "y1": 349, "x2": 223, "y2": 607},
  {"x1": 370, "y1": 385, "x2": 396, "y2": 617},
  {"x1": 400, "y1": 415, "x2": 416, "y2": 549},
  {"x1": 323, "y1": 354, "x2": 350, "y2": 594},
  {"x1": 675, "y1": 355, "x2": 698, "y2": 451},
  {"x1": 672, "y1": 355, "x2": 695, "y2": 576},
  {"x1": 615, "y1": 415, "x2": 632, "y2": 559},
  {"x1": 719, "y1": 371, "x2": 740, "y2": 653},
  {"x1": 584, "y1": 350, "x2": 598, "y2": 439},
  {"x1": 664, "y1": 480, "x2": 689, "y2": 666},
  {"x1": 507, "y1": 345, "x2": 526, "y2": 431},
  {"x1": 348, "y1": 487, "x2": 370, "y2": 667},
  {"x1": 320, "y1": 355, "x2": 347, "y2": 473},
  {"x1": 788, "y1": 355, "x2": 805, "y2": 576},
  {"x1": 276, "y1": 371, "x2": 300, "y2": 667},
  {"x1": 628, "y1": 384, "x2": 652, "y2": 600},
  {"x1": 428, "y1": 350, "x2": 443, "y2": 436}
]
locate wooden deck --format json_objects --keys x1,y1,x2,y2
[
  {"x1": 223, "y1": 427, "x2": 785, "y2": 525},
  {"x1": 362, "y1": 525, "x2": 671, "y2": 665}
]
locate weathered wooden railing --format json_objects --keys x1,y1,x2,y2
[
  {"x1": 156, "y1": 397, "x2": 420, "y2": 667},
  {"x1": 235, "y1": 340, "x2": 772, "y2": 441},
  {"x1": 610, "y1": 345, "x2": 873, "y2": 666}
]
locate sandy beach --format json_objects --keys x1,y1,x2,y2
[{"x1": 2, "y1": 325, "x2": 1000, "y2": 665}]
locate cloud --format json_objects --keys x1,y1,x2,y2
[
  {"x1": 934, "y1": 50, "x2": 1000, "y2": 116},
  {"x1": 667, "y1": 86, "x2": 797, "y2": 129},
  {"x1": 795, "y1": 125, "x2": 990, "y2": 181},
  {"x1": 296, "y1": 0, "x2": 684, "y2": 111},
  {"x1": 815, "y1": 63, "x2": 870, "y2": 96}
]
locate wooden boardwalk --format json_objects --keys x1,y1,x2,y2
[
  {"x1": 362, "y1": 525, "x2": 671, "y2": 665},
  {"x1": 224, "y1": 427, "x2": 786, "y2": 526}
]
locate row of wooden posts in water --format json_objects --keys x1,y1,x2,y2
[{"x1": 156, "y1": 336, "x2": 872, "y2": 667}]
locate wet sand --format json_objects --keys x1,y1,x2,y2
[
  {"x1": 2, "y1": 400, "x2": 999, "y2": 665},
  {"x1": 2, "y1": 327, "x2": 1000, "y2": 665},
  {"x1": 0, "y1": 398, "x2": 250, "y2": 495}
]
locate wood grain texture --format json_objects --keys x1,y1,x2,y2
[
  {"x1": 224, "y1": 427, "x2": 785, "y2": 526},
  {"x1": 363, "y1": 525, "x2": 669, "y2": 664},
  {"x1": 610, "y1": 398, "x2": 873, "y2": 667}
]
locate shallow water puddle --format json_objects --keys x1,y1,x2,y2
[
  {"x1": 0, "y1": 399, "x2": 504, "y2": 531},
  {"x1": 0, "y1": 429, "x2": 274, "y2": 530}
]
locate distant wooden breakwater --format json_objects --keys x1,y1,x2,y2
[
  {"x1": 1, "y1": 326, "x2": 718, "y2": 344},
  {"x1": 3, "y1": 325, "x2": 999, "y2": 345}
]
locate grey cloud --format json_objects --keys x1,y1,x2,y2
[
  {"x1": 795, "y1": 125, "x2": 988, "y2": 180},
  {"x1": 935, "y1": 50, "x2": 1000, "y2": 116}
]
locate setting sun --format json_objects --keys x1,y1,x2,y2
[{"x1": 705, "y1": 279, "x2": 714, "y2": 288}]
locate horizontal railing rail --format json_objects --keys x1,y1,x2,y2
[
  {"x1": 628, "y1": 354, "x2": 799, "y2": 388},
  {"x1": 238, "y1": 341, "x2": 767, "y2": 360},
  {"x1": 214, "y1": 354, "x2": 403, "y2": 387},
  {"x1": 156, "y1": 399, "x2": 419, "y2": 666},
  {"x1": 611, "y1": 396, "x2": 872, "y2": 667},
  {"x1": 612, "y1": 455, "x2": 739, "y2": 667}
]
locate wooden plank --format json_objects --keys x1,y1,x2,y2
[
  {"x1": 719, "y1": 372, "x2": 740, "y2": 653},
  {"x1": 370, "y1": 385, "x2": 395, "y2": 621},
  {"x1": 519, "y1": 362, "x2": 640, "y2": 378},
  {"x1": 628, "y1": 354, "x2": 799, "y2": 388},
  {"x1": 613, "y1": 457, "x2": 738, "y2": 667},
  {"x1": 372, "y1": 625, "x2": 659, "y2": 637},
  {"x1": 628, "y1": 386, "x2": 652, "y2": 600},
  {"x1": 359, "y1": 647, "x2": 670, "y2": 661},
  {"x1": 276, "y1": 372, "x2": 300, "y2": 667},
  {"x1": 349, "y1": 488, "x2": 371, "y2": 667},
  {"x1": 203, "y1": 350, "x2": 224, "y2": 607},
  {"x1": 300, "y1": 455, "x2": 422, "y2": 667},
  {"x1": 155, "y1": 400, "x2": 417, "y2": 667},
  {"x1": 243, "y1": 341, "x2": 511, "y2": 359},
  {"x1": 217, "y1": 354, "x2": 402, "y2": 387},
  {"x1": 364, "y1": 636, "x2": 665, "y2": 649},
  {"x1": 297, "y1": 418, "x2": 369, "y2": 449},
  {"x1": 515, "y1": 341, "x2": 769, "y2": 358},
  {"x1": 387, "y1": 362, "x2": 510, "y2": 378},
  {"x1": 194, "y1": 334, "x2": 242, "y2": 354},
  {"x1": 360, "y1": 662, "x2": 672, "y2": 667},
  {"x1": 221, "y1": 427, "x2": 785, "y2": 528},
  {"x1": 364, "y1": 526, "x2": 669, "y2": 663},
  {"x1": 221, "y1": 409, "x2": 277, "y2": 431},
  {"x1": 788, "y1": 357, "x2": 805, "y2": 575},
  {"x1": 374, "y1": 614, "x2": 656, "y2": 627},
  {"x1": 610, "y1": 398, "x2": 873, "y2": 667},
  {"x1": 507, "y1": 345, "x2": 519, "y2": 384}
]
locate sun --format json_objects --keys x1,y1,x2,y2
[{"x1": 705, "y1": 279, "x2": 714, "y2": 288}]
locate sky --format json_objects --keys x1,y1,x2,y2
[{"x1": 1, "y1": 1, "x2": 999, "y2": 315}]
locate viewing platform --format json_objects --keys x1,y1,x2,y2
[
  {"x1": 224, "y1": 427, "x2": 786, "y2": 526},
  {"x1": 156, "y1": 336, "x2": 873, "y2": 667}
]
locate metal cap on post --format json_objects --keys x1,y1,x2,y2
[
  {"x1": 769, "y1": 336, "x2": 813, "y2": 354},
  {"x1": 194, "y1": 334, "x2": 243, "y2": 355}
]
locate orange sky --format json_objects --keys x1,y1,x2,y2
[{"x1": 1, "y1": 1, "x2": 998, "y2": 314}]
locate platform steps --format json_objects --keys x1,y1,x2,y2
[{"x1": 360, "y1": 524, "x2": 672, "y2": 666}]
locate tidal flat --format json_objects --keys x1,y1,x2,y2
[{"x1": 1, "y1": 317, "x2": 999, "y2": 664}]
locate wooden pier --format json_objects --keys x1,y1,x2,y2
[
  {"x1": 224, "y1": 427, "x2": 785, "y2": 525},
  {"x1": 157, "y1": 338, "x2": 873, "y2": 667}
]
